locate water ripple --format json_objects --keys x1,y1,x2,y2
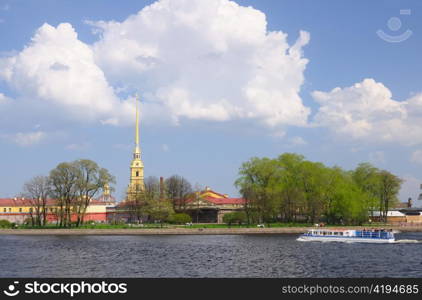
[{"x1": 0, "y1": 233, "x2": 421, "y2": 277}]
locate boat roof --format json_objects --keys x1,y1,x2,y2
[
  {"x1": 309, "y1": 228, "x2": 392, "y2": 231},
  {"x1": 309, "y1": 228, "x2": 351, "y2": 231}
]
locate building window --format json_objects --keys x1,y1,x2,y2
[
  {"x1": 136, "y1": 171, "x2": 139, "y2": 177},
  {"x1": 19, "y1": 208, "x2": 22, "y2": 212},
  {"x1": 8, "y1": 208, "x2": 11, "y2": 212},
  {"x1": 29, "y1": 208, "x2": 33, "y2": 213},
  {"x1": 3, "y1": 208, "x2": 5, "y2": 213}
]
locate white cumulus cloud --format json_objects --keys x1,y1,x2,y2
[
  {"x1": 8, "y1": 131, "x2": 46, "y2": 146},
  {"x1": 312, "y1": 78, "x2": 422, "y2": 145},
  {"x1": 0, "y1": 23, "x2": 134, "y2": 125},
  {"x1": 89, "y1": 0, "x2": 310, "y2": 128},
  {"x1": 0, "y1": 93, "x2": 11, "y2": 104},
  {"x1": 0, "y1": 0, "x2": 310, "y2": 133},
  {"x1": 288, "y1": 136, "x2": 307, "y2": 146}
]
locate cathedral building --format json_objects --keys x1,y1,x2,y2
[{"x1": 126, "y1": 94, "x2": 145, "y2": 200}]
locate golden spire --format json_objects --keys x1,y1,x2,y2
[{"x1": 134, "y1": 94, "x2": 140, "y2": 158}]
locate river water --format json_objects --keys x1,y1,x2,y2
[{"x1": 1, "y1": 233, "x2": 422, "y2": 277}]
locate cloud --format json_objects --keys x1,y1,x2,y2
[
  {"x1": 65, "y1": 142, "x2": 91, "y2": 151},
  {"x1": 89, "y1": 0, "x2": 310, "y2": 128},
  {"x1": 0, "y1": 93, "x2": 11, "y2": 104},
  {"x1": 288, "y1": 136, "x2": 307, "y2": 146},
  {"x1": 5, "y1": 131, "x2": 47, "y2": 146},
  {"x1": 0, "y1": 0, "x2": 310, "y2": 133},
  {"x1": 0, "y1": 23, "x2": 134, "y2": 125},
  {"x1": 312, "y1": 78, "x2": 422, "y2": 145}
]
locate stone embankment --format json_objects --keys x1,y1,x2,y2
[{"x1": 0, "y1": 226, "x2": 421, "y2": 235}]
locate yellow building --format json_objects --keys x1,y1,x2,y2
[
  {"x1": 126, "y1": 94, "x2": 145, "y2": 200},
  {"x1": 183, "y1": 187, "x2": 246, "y2": 223},
  {"x1": 0, "y1": 197, "x2": 111, "y2": 224}
]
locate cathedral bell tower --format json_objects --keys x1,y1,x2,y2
[{"x1": 127, "y1": 94, "x2": 145, "y2": 200}]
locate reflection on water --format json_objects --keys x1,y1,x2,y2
[{"x1": 0, "y1": 233, "x2": 421, "y2": 277}]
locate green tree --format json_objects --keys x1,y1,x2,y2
[
  {"x1": 274, "y1": 153, "x2": 306, "y2": 223},
  {"x1": 378, "y1": 170, "x2": 402, "y2": 223},
  {"x1": 49, "y1": 162, "x2": 78, "y2": 227},
  {"x1": 352, "y1": 163, "x2": 381, "y2": 217},
  {"x1": 49, "y1": 160, "x2": 115, "y2": 227},
  {"x1": 235, "y1": 157, "x2": 279, "y2": 224},
  {"x1": 146, "y1": 198, "x2": 174, "y2": 227},
  {"x1": 73, "y1": 159, "x2": 115, "y2": 226},
  {"x1": 235, "y1": 153, "x2": 388, "y2": 226}
]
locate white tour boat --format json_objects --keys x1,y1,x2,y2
[{"x1": 297, "y1": 228, "x2": 395, "y2": 243}]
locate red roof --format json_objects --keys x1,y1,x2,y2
[
  {"x1": 183, "y1": 196, "x2": 245, "y2": 205},
  {"x1": 0, "y1": 198, "x2": 108, "y2": 207},
  {"x1": 0, "y1": 198, "x2": 54, "y2": 206}
]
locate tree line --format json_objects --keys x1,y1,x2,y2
[
  {"x1": 235, "y1": 153, "x2": 402, "y2": 225},
  {"x1": 22, "y1": 159, "x2": 115, "y2": 227},
  {"x1": 124, "y1": 175, "x2": 195, "y2": 225}
]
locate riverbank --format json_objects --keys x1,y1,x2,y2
[{"x1": 1, "y1": 226, "x2": 422, "y2": 235}]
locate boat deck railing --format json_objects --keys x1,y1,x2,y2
[{"x1": 355, "y1": 231, "x2": 393, "y2": 239}]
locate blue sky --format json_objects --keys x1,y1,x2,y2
[{"x1": 1, "y1": 0, "x2": 422, "y2": 203}]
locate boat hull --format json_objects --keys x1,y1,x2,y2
[{"x1": 297, "y1": 235, "x2": 395, "y2": 243}]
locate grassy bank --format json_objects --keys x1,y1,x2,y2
[
  {"x1": 11, "y1": 222, "x2": 314, "y2": 230},
  {"x1": 2, "y1": 222, "x2": 397, "y2": 230}
]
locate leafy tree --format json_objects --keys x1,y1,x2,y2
[
  {"x1": 377, "y1": 170, "x2": 402, "y2": 222},
  {"x1": 235, "y1": 153, "x2": 400, "y2": 225},
  {"x1": 235, "y1": 157, "x2": 279, "y2": 223},
  {"x1": 352, "y1": 163, "x2": 381, "y2": 216},
  {"x1": 73, "y1": 159, "x2": 115, "y2": 226},
  {"x1": 146, "y1": 198, "x2": 174, "y2": 227},
  {"x1": 49, "y1": 162, "x2": 79, "y2": 227},
  {"x1": 49, "y1": 160, "x2": 115, "y2": 227}
]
